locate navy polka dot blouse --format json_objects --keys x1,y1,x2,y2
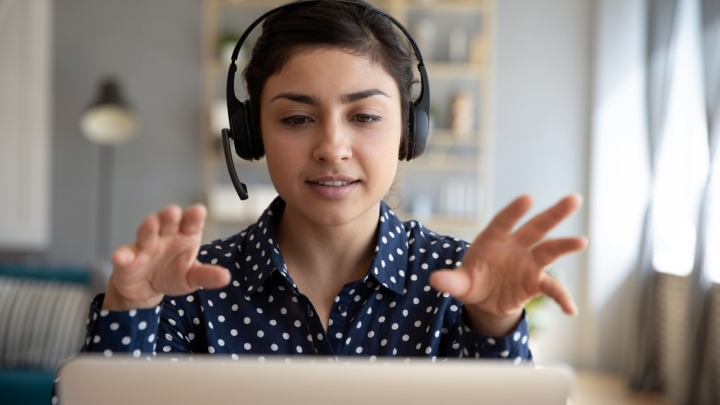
[{"x1": 80, "y1": 198, "x2": 532, "y2": 361}]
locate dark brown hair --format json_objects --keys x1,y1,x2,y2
[{"x1": 242, "y1": 0, "x2": 415, "y2": 159}]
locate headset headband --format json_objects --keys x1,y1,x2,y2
[{"x1": 226, "y1": 0, "x2": 427, "y2": 116}]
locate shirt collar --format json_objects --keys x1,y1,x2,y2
[
  {"x1": 239, "y1": 197, "x2": 407, "y2": 296},
  {"x1": 238, "y1": 197, "x2": 288, "y2": 296},
  {"x1": 366, "y1": 202, "x2": 408, "y2": 295}
]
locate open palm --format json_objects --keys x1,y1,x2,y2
[
  {"x1": 103, "y1": 204, "x2": 230, "y2": 311},
  {"x1": 429, "y1": 194, "x2": 587, "y2": 331}
]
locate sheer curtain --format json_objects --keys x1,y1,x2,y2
[
  {"x1": 628, "y1": 0, "x2": 677, "y2": 392},
  {"x1": 686, "y1": 1, "x2": 720, "y2": 403},
  {"x1": 630, "y1": 0, "x2": 720, "y2": 403}
]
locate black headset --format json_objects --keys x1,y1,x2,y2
[{"x1": 221, "y1": 0, "x2": 430, "y2": 200}]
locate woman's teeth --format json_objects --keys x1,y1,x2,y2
[{"x1": 316, "y1": 181, "x2": 351, "y2": 186}]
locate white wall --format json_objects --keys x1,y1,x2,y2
[
  {"x1": 494, "y1": 0, "x2": 593, "y2": 366},
  {"x1": 0, "y1": 0, "x2": 52, "y2": 250},
  {"x1": 586, "y1": 0, "x2": 650, "y2": 373},
  {"x1": 48, "y1": 0, "x2": 203, "y2": 264}
]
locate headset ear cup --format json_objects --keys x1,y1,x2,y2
[
  {"x1": 230, "y1": 100, "x2": 263, "y2": 160},
  {"x1": 242, "y1": 100, "x2": 264, "y2": 159},
  {"x1": 408, "y1": 64, "x2": 430, "y2": 161},
  {"x1": 230, "y1": 102, "x2": 250, "y2": 160},
  {"x1": 407, "y1": 103, "x2": 429, "y2": 161},
  {"x1": 404, "y1": 106, "x2": 416, "y2": 161},
  {"x1": 241, "y1": 101, "x2": 254, "y2": 159}
]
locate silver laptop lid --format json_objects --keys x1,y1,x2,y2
[{"x1": 58, "y1": 355, "x2": 573, "y2": 405}]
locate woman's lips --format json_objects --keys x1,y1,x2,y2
[{"x1": 306, "y1": 179, "x2": 360, "y2": 199}]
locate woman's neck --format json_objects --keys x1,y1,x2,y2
[{"x1": 275, "y1": 202, "x2": 380, "y2": 295}]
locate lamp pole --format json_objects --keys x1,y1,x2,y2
[
  {"x1": 80, "y1": 77, "x2": 138, "y2": 267},
  {"x1": 96, "y1": 145, "x2": 115, "y2": 260}
]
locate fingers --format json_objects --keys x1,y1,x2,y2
[
  {"x1": 428, "y1": 268, "x2": 473, "y2": 302},
  {"x1": 159, "y1": 205, "x2": 182, "y2": 236},
  {"x1": 514, "y1": 194, "x2": 582, "y2": 246},
  {"x1": 532, "y1": 236, "x2": 589, "y2": 267},
  {"x1": 179, "y1": 204, "x2": 207, "y2": 236},
  {"x1": 136, "y1": 213, "x2": 160, "y2": 250},
  {"x1": 137, "y1": 204, "x2": 203, "y2": 251},
  {"x1": 111, "y1": 245, "x2": 136, "y2": 267},
  {"x1": 539, "y1": 274, "x2": 577, "y2": 315},
  {"x1": 186, "y1": 263, "x2": 231, "y2": 290},
  {"x1": 480, "y1": 195, "x2": 534, "y2": 240}
]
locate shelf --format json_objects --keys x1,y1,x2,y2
[
  {"x1": 393, "y1": 211, "x2": 485, "y2": 236},
  {"x1": 428, "y1": 129, "x2": 483, "y2": 146},
  {"x1": 402, "y1": 155, "x2": 481, "y2": 172},
  {"x1": 206, "y1": 183, "x2": 277, "y2": 224},
  {"x1": 406, "y1": 0, "x2": 487, "y2": 13},
  {"x1": 425, "y1": 62, "x2": 488, "y2": 79}
]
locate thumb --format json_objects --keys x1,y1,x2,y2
[
  {"x1": 429, "y1": 268, "x2": 472, "y2": 301},
  {"x1": 186, "y1": 263, "x2": 232, "y2": 291}
]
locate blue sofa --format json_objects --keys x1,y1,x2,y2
[{"x1": 0, "y1": 263, "x2": 98, "y2": 405}]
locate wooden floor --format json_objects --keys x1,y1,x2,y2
[{"x1": 571, "y1": 370, "x2": 672, "y2": 405}]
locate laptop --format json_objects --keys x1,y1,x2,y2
[{"x1": 57, "y1": 355, "x2": 574, "y2": 405}]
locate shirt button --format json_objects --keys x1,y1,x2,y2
[{"x1": 338, "y1": 304, "x2": 348, "y2": 312}]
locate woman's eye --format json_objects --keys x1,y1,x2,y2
[
  {"x1": 281, "y1": 115, "x2": 312, "y2": 126},
  {"x1": 354, "y1": 114, "x2": 381, "y2": 124}
]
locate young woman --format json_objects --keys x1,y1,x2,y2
[{"x1": 77, "y1": 0, "x2": 586, "y2": 365}]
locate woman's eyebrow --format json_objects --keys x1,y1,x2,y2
[
  {"x1": 270, "y1": 93, "x2": 318, "y2": 106},
  {"x1": 269, "y1": 89, "x2": 390, "y2": 105},
  {"x1": 341, "y1": 89, "x2": 390, "y2": 103}
]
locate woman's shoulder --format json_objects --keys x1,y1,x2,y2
[
  {"x1": 381, "y1": 203, "x2": 467, "y2": 242},
  {"x1": 197, "y1": 198, "x2": 284, "y2": 267},
  {"x1": 403, "y1": 219, "x2": 470, "y2": 259},
  {"x1": 379, "y1": 206, "x2": 470, "y2": 268}
]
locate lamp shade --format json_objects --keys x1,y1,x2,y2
[{"x1": 80, "y1": 78, "x2": 139, "y2": 145}]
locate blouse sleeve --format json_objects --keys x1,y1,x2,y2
[
  {"x1": 79, "y1": 293, "x2": 195, "y2": 356},
  {"x1": 79, "y1": 294, "x2": 162, "y2": 356},
  {"x1": 445, "y1": 306, "x2": 533, "y2": 363}
]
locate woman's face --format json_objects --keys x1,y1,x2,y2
[{"x1": 260, "y1": 47, "x2": 402, "y2": 229}]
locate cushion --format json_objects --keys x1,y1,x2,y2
[{"x1": 0, "y1": 276, "x2": 91, "y2": 371}]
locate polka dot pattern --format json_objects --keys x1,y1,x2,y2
[{"x1": 77, "y1": 198, "x2": 532, "y2": 362}]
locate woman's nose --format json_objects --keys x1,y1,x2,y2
[{"x1": 312, "y1": 118, "x2": 352, "y2": 164}]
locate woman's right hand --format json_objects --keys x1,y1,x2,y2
[{"x1": 102, "y1": 204, "x2": 231, "y2": 311}]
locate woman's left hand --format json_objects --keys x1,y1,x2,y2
[{"x1": 429, "y1": 194, "x2": 588, "y2": 336}]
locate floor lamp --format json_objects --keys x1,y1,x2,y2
[{"x1": 79, "y1": 77, "x2": 139, "y2": 268}]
